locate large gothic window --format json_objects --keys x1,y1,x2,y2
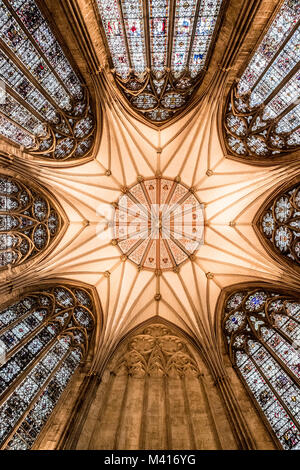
[
  {"x1": 223, "y1": 0, "x2": 300, "y2": 161},
  {"x1": 223, "y1": 287, "x2": 300, "y2": 450},
  {"x1": 0, "y1": 284, "x2": 95, "y2": 450},
  {"x1": 0, "y1": 0, "x2": 96, "y2": 161},
  {"x1": 96, "y1": 0, "x2": 225, "y2": 123},
  {"x1": 0, "y1": 173, "x2": 64, "y2": 270},
  {"x1": 254, "y1": 179, "x2": 300, "y2": 272}
]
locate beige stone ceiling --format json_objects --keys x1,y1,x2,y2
[
  {"x1": 3, "y1": 76, "x2": 299, "y2": 371},
  {"x1": 1, "y1": 0, "x2": 299, "y2": 373}
]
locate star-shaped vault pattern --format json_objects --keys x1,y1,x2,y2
[{"x1": 3, "y1": 78, "x2": 300, "y2": 372}]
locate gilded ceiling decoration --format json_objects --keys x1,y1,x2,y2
[
  {"x1": 256, "y1": 181, "x2": 300, "y2": 271},
  {"x1": 0, "y1": 284, "x2": 95, "y2": 450},
  {"x1": 0, "y1": 0, "x2": 96, "y2": 161},
  {"x1": 223, "y1": 0, "x2": 300, "y2": 161},
  {"x1": 96, "y1": 0, "x2": 225, "y2": 123},
  {"x1": 0, "y1": 174, "x2": 64, "y2": 270},
  {"x1": 112, "y1": 177, "x2": 204, "y2": 271},
  {"x1": 223, "y1": 287, "x2": 300, "y2": 450}
]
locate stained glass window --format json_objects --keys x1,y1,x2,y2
[
  {"x1": 0, "y1": 284, "x2": 95, "y2": 450},
  {"x1": 96, "y1": 0, "x2": 224, "y2": 122},
  {"x1": 256, "y1": 181, "x2": 300, "y2": 270},
  {"x1": 223, "y1": 287, "x2": 300, "y2": 450},
  {"x1": 0, "y1": 0, "x2": 95, "y2": 161},
  {"x1": 224, "y1": 0, "x2": 300, "y2": 160},
  {"x1": 0, "y1": 173, "x2": 63, "y2": 270}
]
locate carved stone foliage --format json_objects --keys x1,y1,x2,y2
[
  {"x1": 255, "y1": 181, "x2": 300, "y2": 271},
  {"x1": 223, "y1": 287, "x2": 300, "y2": 450},
  {"x1": 114, "y1": 323, "x2": 200, "y2": 377},
  {"x1": 0, "y1": 174, "x2": 64, "y2": 271},
  {"x1": 0, "y1": 283, "x2": 96, "y2": 450}
]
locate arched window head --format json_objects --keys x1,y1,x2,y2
[
  {"x1": 223, "y1": 0, "x2": 300, "y2": 162},
  {"x1": 0, "y1": 0, "x2": 96, "y2": 162},
  {"x1": 0, "y1": 173, "x2": 65, "y2": 271},
  {"x1": 0, "y1": 283, "x2": 96, "y2": 450},
  {"x1": 222, "y1": 286, "x2": 300, "y2": 449},
  {"x1": 254, "y1": 179, "x2": 300, "y2": 273},
  {"x1": 96, "y1": 0, "x2": 225, "y2": 123}
]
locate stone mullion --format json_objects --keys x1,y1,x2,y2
[
  {"x1": 269, "y1": 104, "x2": 300, "y2": 136},
  {"x1": 0, "y1": 327, "x2": 60, "y2": 409},
  {"x1": 118, "y1": 1, "x2": 133, "y2": 71},
  {"x1": 0, "y1": 309, "x2": 69, "y2": 365},
  {"x1": 257, "y1": 62, "x2": 300, "y2": 111},
  {"x1": 142, "y1": 0, "x2": 151, "y2": 71},
  {"x1": 4, "y1": 84, "x2": 49, "y2": 125},
  {"x1": 0, "y1": 346, "x2": 72, "y2": 450},
  {"x1": 250, "y1": 19, "x2": 300, "y2": 95},
  {"x1": 0, "y1": 110, "x2": 36, "y2": 139},
  {"x1": 1, "y1": 320, "x2": 52, "y2": 365},
  {"x1": 245, "y1": 315, "x2": 300, "y2": 389},
  {"x1": 186, "y1": 0, "x2": 202, "y2": 68},
  {"x1": 0, "y1": 37, "x2": 62, "y2": 115},
  {"x1": 260, "y1": 338, "x2": 300, "y2": 389},
  {"x1": 249, "y1": 354, "x2": 300, "y2": 434},
  {"x1": 272, "y1": 322, "x2": 300, "y2": 350},
  {"x1": 166, "y1": 0, "x2": 176, "y2": 70},
  {"x1": 2, "y1": 0, "x2": 73, "y2": 99},
  {"x1": 0, "y1": 298, "x2": 54, "y2": 338},
  {"x1": 233, "y1": 364, "x2": 282, "y2": 449}
]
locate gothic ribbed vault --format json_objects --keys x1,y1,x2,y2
[{"x1": 0, "y1": 0, "x2": 299, "y2": 452}]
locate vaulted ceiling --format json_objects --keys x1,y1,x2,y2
[{"x1": 0, "y1": 0, "x2": 299, "y2": 408}]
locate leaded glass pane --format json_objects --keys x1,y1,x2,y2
[
  {"x1": 96, "y1": 0, "x2": 224, "y2": 122},
  {"x1": 257, "y1": 182, "x2": 300, "y2": 270},
  {"x1": 0, "y1": 0, "x2": 95, "y2": 161},
  {"x1": 0, "y1": 284, "x2": 95, "y2": 450},
  {"x1": 224, "y1": 0, "x2": 300, "y2": 160},
  {"x1": 0, "y1": 174, "x2": 63, "y2": 271},
  {"x1": 223, "y1": 287, "x2": 300, "y2": 449}
]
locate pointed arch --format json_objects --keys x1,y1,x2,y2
[
  {"x1": 0, "y1": 170, "x2": 67, "y2": 273},
  {"x1": 222, "y1": 0, "x2": 300, "y2": 163},
  {"x1": 0, "y1": 0, "x2": 96, "y2": 163},
  {"x1": 0, "y1": 280, "x2": 99, "y2": 450},
  {"x1": 253, "y1": 175, "x2": 300, "y2": 274},
  {"x1": 60, "y1": 317, "x2": 242, "y2": 450},
  {"x1": 221, "y1": 282, "x2": 300, "y2": 450},
  {"x1": 94, "y1": 0, "x2": 227, "y2": 124}
]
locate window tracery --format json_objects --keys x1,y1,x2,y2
[
  {"x1": 255, "y1": 180, "x2": 300, "y2": 271},
  {"x1": 223, "y1": 0, "x2": 300, "y2": 161},
  {"x1": 223, "y1": 287, "x2": 300, "y2": 449},
  {"x1": 0, "y1": 0, "x2": 96, "y2": 161},
  {"x1": 0, "y1": 173, "x2": 64, "y2": 270},
  {"x1": 0, "y1": 283, "x2": 95, "y2": 450},
  {"x1": 96, "y1": 0, "x2": 224, "y2": 123}
]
